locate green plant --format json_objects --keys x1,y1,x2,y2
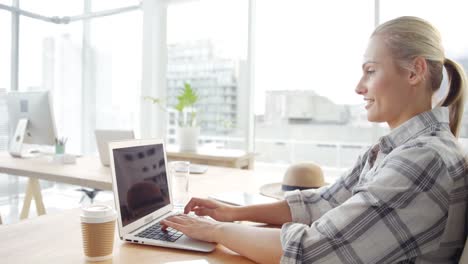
[{"x1": 144, "y1": 82, "x2": 199, "y2": 127}]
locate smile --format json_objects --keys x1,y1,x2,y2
[{"x1": 364, "y1": 98, "x2": 374, "y2": 109}]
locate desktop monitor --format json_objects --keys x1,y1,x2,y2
[{"x1": 6, "y1": 91, "x2": 57, "y2": 157}]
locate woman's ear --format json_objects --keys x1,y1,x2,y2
[{"x1": 408, "y1": 56, "x2": 427, "y2": 85}]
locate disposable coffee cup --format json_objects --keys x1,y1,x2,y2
[{"x1": 80, "y1": 204, "x2": 117, "y2": 261}]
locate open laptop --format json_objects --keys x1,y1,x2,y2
[
  {"x1": 95, "y1": 130, "x2": 134, "y2": 166},
  {"x1": 109, "y1": 138, "x2": 216, "y2": 252}
]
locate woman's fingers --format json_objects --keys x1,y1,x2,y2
[
  {"x1": 161, "y1": 214, "x2": 221, "y2": 243},
  {"x1": 184, "y1": 197, "x2": 218, "y2": 214},
  {"x1": 161, "y1": 218, "x2": 185, "y2": 232},
  {"x1": 161, "y1": 214, "x2": 189, "y2": 229},
  {"x1": 184, "y1": 197, "x2": 202, "y2": 214},
  {"x1": 193, "y1": 207, "x2": 213, "y2": 217}
]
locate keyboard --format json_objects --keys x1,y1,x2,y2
[{"x1": 135, "y1": 222, "x2": 183, "y2": 242}]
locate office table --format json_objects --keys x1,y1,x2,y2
[
  {"x1": 0, "y1": 163, "x2": 284, "y2": 264},
  {"x1": 0, "y1": 152, "x2": 112, "y2": 219},
  {"x1": 166, "y1": 146, "x2": 255, "y2": 170}
]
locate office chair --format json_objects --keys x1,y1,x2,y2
[{"x1": 76, "y1": 188, "x2": 101, "y2": 204}]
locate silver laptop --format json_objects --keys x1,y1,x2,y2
[
  {"x1": 109, "y1": 138, "x2": 216, "y2": 252},
  {"x1": 95, "y1": 130, "x2": 134, "y2": 166}
]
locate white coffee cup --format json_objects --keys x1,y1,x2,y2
[{"x1": 80, "y1": 204, "x2": 117, "y2": 261}]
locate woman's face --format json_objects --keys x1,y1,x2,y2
[{"x1": 355, "y1": 36, "x2": 414, "y2": 129}]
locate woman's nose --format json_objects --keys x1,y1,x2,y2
[{"x1": 355, "y1": 80, "x2": 367, "y2": 95}]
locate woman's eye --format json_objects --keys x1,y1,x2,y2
[{"x1": 366, "y1": 69, "x2": 375, "y2": 75}]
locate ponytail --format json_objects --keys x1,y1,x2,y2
[
  {"x1": 441, "y1": 58, "x2": 467, "y2": 137},
  {"x1": 372, "y1": 17, "x2": 466, "y2": 137}
]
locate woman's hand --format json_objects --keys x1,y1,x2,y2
[
  {"x1": 161, "y1": 214, "x2": 222, "y2": 243},
  {"x1": 184, "y1": 197, "x2": 238, "y2": 222}
]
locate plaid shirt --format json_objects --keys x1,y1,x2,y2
[{"x1": 281, "y1": 107, "x2": 468, "y2": 264}]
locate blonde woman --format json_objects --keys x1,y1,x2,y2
[{"x1": 162, "y1": 16, "x2": 468, "y2": 263}]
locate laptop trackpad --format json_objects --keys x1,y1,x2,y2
[{"x1": 175, "y1": 235, "x2": 216, "y2": 252}]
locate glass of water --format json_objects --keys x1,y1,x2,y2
[{"x1": 169, "y1": 161, "x2": 190, "y2": 208}]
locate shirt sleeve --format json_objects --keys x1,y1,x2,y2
[
  {"x1": 285, "y1": 148, "x2": 370, "y2": 226},
  {"x1": 280, "y1": 145, "x2": 451, "y2": 264}
]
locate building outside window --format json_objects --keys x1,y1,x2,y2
[
  {"x1": 166, "y1": 0, "x2": 249, "y2": 149},
  {"x1": 253, "y1": 1, "x2": 380, "y2": 169}
]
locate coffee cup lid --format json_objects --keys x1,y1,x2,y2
[{"x1": 80, "y1": 204, "x2": 117, "y2": 224}]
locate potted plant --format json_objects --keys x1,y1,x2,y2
[{"x1": 145, "y1": 82, "x2": 200, "y2": 151}]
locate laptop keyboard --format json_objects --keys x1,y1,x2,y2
[{"x1": 135, "y1": 222, "x2": 183, "y2": 242}]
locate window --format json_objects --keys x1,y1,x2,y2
[
  {"x1": 380, "y1": 0, "x2": 468, "y2": 137},
  {"x1": 19, "y1": 0, "x2": 82, "y2": 17},
  {"x1": 88, "y1": 11, "x2": 142, "y2": 152},
  {"x1": 14, "y1": 1, "x2": 142, "y2": 154},
  {"x1": 0, "y1": 11, "x2": 10, "y2": 91},
  {"x1": 254, "y1": 1, "x2": 379, "y2": 168},
  {"x1": 91, "y1": 0, "x2": 140, "y2": 12},
  {"x1": 166, "y1": 0, "x2": 249, "y2": 150},
  {"x1": 0, "y1": 11, "x2": 10, "y2": 150},
  {"x1": 18, "y1": 16, "x2": 83, "y2": 153}
]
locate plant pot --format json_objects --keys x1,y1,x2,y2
[{"x1": 178, "y1": 126, "x2": 200, "y2": 152}]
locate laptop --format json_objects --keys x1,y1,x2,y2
[
  {"x1": 108, "y1": 138, "x2": 216, "y2": 252},
  {"x1": 95, "y1": 130, "x2": 134, "y2": 166}
]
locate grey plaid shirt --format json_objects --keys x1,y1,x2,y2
[{"x1": 281, "y1": 107, "x2": 468, "y2": 264}]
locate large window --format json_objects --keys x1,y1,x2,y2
[
  {"x1": 91, "y1": 0, "x2": 140, "y2": 12},
  {"x1": 88, "y1": 11, "x2": 142, "y2": 152},
  {"x1": 166, "y1": 0, "x2": 249, "y2": 149},
  {"x1": 380, "y1": 0, "x2": 468, "y2": 137},
  {"x1": 253, "y1": 1, "x2": 380, "y2": 168},
  {"x1": 19, "y1": 0, "x2": 81, "y2": 17},
  {"x1": 0, "y1": 10, "x2": 10, "y2": 150},
  {"x1": 13, "y1": 0, "x2": 141, "y2": 154},
  {"x1": 18, "y1": 16, "x2": 83, "y2": 153},
  {"x1": 3, "y1": 0, "x2": 467, "y2": 167},
  {"x1": 0, "y1": 11, "x2": 10, "y2": 91}
]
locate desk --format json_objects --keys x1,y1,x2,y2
[
  {"x1": 167, "y1": 147, "x2": 255, "y2": 170},
  {"x1": 0, "y1": 150, "x2": 261, "y2": 219},
  {"x1": 0, "y1": 165, "x2": 283, "y2": 264},
  {"x1": 0, "y1": 152, "x2": 112, "y2": 219}
]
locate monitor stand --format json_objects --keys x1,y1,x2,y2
[{"x1": 9, "y1": 118, "x2": 28, "y2": 158}]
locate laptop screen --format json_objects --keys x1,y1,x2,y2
[{"x1": 112, "y1": 143, "x2": 170, "y2": 227}]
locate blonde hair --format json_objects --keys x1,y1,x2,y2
[{"x1": 372, "y1": 16, "x2": 467, "y2": 137}]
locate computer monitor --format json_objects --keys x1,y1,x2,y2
[{"x1": 6, "y1": 91, "x2": 57, "y2": 157}]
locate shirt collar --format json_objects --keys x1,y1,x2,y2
[{"x1": 378, "y1": 107, "x2": 450, "y2": 154}]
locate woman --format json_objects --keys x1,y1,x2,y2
[{"x1": 162, "y1": 16, "x2": 468, "y2": 263}]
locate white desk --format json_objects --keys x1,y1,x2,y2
[
  {"x1": 0, "y1": 151, "x2": 284, "y2": 220},
  {"x1": 166, "y1": 146, "x2": 255, "y2": 170},
  {"x1": 0, "y1": 152, "x2": 112, "y2": 219}
]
